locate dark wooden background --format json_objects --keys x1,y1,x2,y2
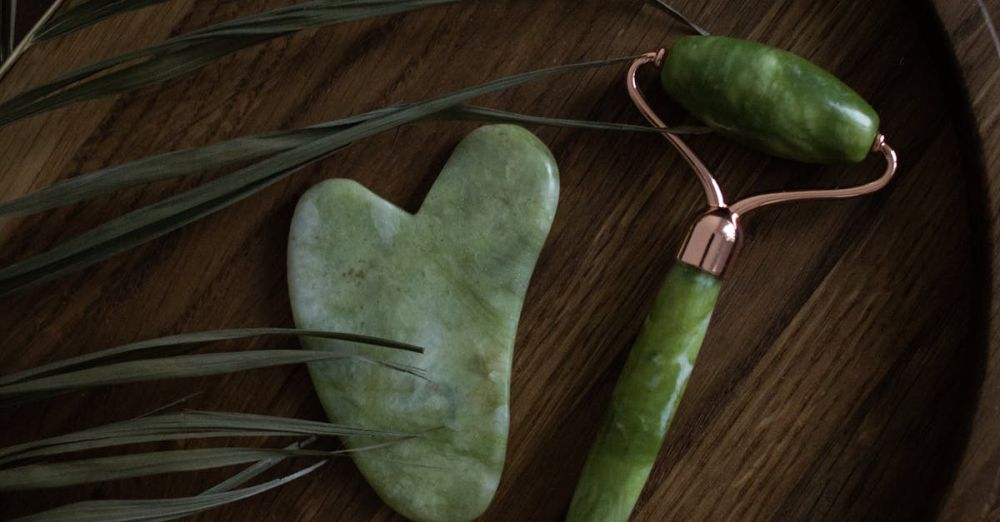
[{"x1": 0, "y1": 0, "x2": 996, "y2": 520}]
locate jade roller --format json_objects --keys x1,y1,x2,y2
[{"x1": 567, "y1": 37, "x2": 899, "y2": 521}]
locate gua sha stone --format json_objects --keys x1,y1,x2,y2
[{"x1": 287, "y1": 125, "x2": 559, "y2": 522}]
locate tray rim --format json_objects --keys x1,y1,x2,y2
[{"x1": 929, "y1": 0, "x2": 1000, "y2": 520}]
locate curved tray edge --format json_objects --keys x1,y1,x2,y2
[{"x1": 930, "y1": 1, "x2": 1000, "y2": 520}]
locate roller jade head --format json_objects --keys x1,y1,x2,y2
[
  {"x1": 632, "y1": 35, "x2": 899, "y2": 277},
  {"x1": 662, "y1": 35, "x2": 881, "y2": 165}
]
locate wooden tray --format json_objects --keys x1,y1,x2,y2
[
  {"x1": 930, "y1": 1, "x2": 1000, "y2": 520},
  {"x1": 0, "y1": 0, "x2": 996, "y2": 520}
]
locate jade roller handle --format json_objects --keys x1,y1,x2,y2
[{"x1": 566, "y1": 262, "x2": 721, "y2": 522}]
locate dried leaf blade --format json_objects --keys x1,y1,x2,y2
[
  {"x1": 0, "y1": 56, "x2": 633, "y2": 295},
  {"x1": 0, "y1": 350, "x2": 365, "y2": 401},
  {"x1": 0, "y1": 410, "x2": 408, "y2": 466},
  {"x1": 0, "y1": 327, "x2": 421, "y2": 387},
  {"x1": 38, "y1": 0, "x2": 172, "y2": 41},
  {"x1": 0, "y1": 0, "x2": 463, "y2": 128},
  {"x1": 0, "y1": 105, "x2": 705, "y2": 219},
  {"x1": 12, "y1": 461, "x2": 325, "y2": 522}
]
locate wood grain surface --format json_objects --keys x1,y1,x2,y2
[
  {"x1": 0, "y1": 0, "x2": 991, "y2": 520},
  {"x1": 931, "y1": 1, "x2": 1000, "y2": 521}
]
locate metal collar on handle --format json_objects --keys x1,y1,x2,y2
[{"x1": 626, "y1": 50, "x2": 899, "y2": 276}]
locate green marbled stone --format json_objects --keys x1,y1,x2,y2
[
  {"x1": 661, "y1": 36, "x2": 880, "y2": 164},
  {"x1": 567, "y1": 262, "x2": 721, "y2": 522},
  {"x1": 287, "y1": 125, "x2": 559, "y2": 522}
]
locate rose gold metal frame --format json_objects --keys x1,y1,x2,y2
[{"x1": 627, "y1": 50, "x2": 899, "y2": 276}]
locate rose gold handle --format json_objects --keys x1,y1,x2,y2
[
  {"x1": 728, "y1": 134, "x2": 898, "y2": 216},
  {"x1": 626, "y1": 50, "x2": 899, "y2": 276},
  {"x1": 627, "y1": 51, "x2": 725, "y2": 209}
]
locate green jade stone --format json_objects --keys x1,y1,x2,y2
[
  {"x1": 567, "y1": 263, "x2": 721, "y2": 522},
  {"x1": 287, "y1": 125, "x2": 559, "y2": 522},
  {"x1": 662, "y1": 36, "x2": 880, "y2": 164}
]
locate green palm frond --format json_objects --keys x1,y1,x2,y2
[
  {"x1": 0, "y1": 56, "x2": 636, "y2": 296},
  {"x1": 0, "y1": 410, "x2": 409, "y2": 467},
  {"x1": 0, "y1": 0, "x2": 463, "y2": 127},
  {"x1": 0, "y1": 104, "x2": 703, "y2": 218},
  {"x1": 1, "y1": 0, "x2": 16, "y2": 60},
  {"x1": 37, "y1": 0, "x2": 172, "y2": 41},
  {"x1": 0, "y1": 328, "x2": 420, "y2": 386},
  {"x1": 646, "y1": 0, "x2": 710, "y2": 35},
  {"x1": 0, "y1": 327, "x2": 425, "y2": 406},
  {"x1": 1, "y1": 447, "x2": 341, "y2": 490},
  {"x1": 14, "y1": 461, "x2": 325, "y2": 521},
  {"x1": 0, "y1": 349, "x2": 425, "y2": 407}
]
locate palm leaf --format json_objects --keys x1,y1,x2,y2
[
  {"x1": 0, "y1": 0, "x2": 64, "y2": 83},
  {"x1": 135, "y1": 391, "x2": 203, "y2": 418},
  {"x1": 0, "y1": 56, "x2": 633, "y2": 295},
  {"x1": 0, "y1": 105, "x2": 706, "y2": 218},
  {"x1": 0, "y1": 0, "x2": 463, "y2": 128},
  {"x1": 0, "y1": 349, "x2": 426, "y2": 407},
  {"x1": 440, "y1": 105, "x2": 709, "y2": 135},
  {"x1": 1, "y1": 0, "x2": 15, "y2": 60},
  {"x1": 13, "y1": 461, "x2": 325, "y2": 522},
  {"x1": 195, "y1": 438, "x2": 315, "y2": 497},
  {"x1": 0, "y1": 446, "x2": 344, "y2": 490},
  {"x1": 0, "y1": 108, "x2": 392, "y2": 217},
  {"x1": 646, "y1": 0, "x2": 710, "y2": 35},
  {"x1": 0, "y1": 327, "x2": 421, "y2": 387},
  {"x1": 0, "y1": 411, "x2": 406, "y2": 467},
  {"x1": 38, "y1": 0, "x2": 172, "y2": 41}
]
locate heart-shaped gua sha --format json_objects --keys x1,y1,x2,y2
[{"x1": 288, "y1": 125, "x2": 559, "y2": 522}]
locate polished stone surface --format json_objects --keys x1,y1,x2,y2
[{"x1": 288, "y1": 125, "x2": 559, "y2": 522}]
